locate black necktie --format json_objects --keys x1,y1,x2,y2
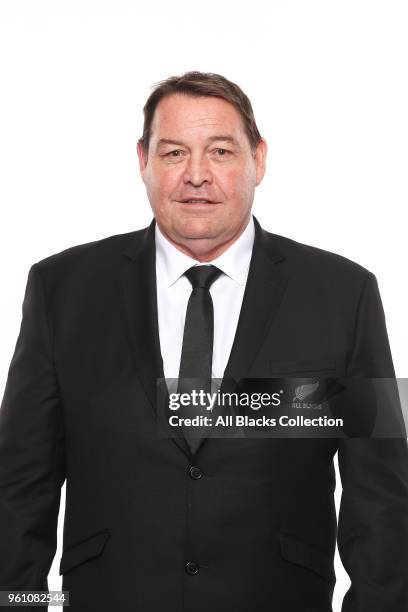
[{"x1": 177, "y1": 265, "x2": 223, "y2": 453}]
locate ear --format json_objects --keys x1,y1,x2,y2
[
  {"x1": 254, "y1": 138, "x2": 268, "y2": 186},
  {"x1": 137, "y1": 140, "x2": 148, "y2": 181}
]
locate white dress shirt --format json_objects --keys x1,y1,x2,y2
[{"x1": 155, "y1": 214, "x2": 255, "y2": 381}]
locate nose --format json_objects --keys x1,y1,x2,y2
[{"x1": 182, "y1": 153, "x2": 213, "y2": 187}]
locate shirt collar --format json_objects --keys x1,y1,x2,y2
[{"x1": 155, "y1": 214, "x2": 255, "y2": 287}]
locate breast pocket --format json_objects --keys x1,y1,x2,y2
[
  {"x1": 59, "y1": 529, "x2": 111, "y2": 575},
  {"x1": 279, "y1": 532, "x2": 335, "y2": 583},
  {"x1": 270, "y1": 355, "x2": 336, "y2": 375}
]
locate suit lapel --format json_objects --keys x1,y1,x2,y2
[
  {"x1": 118, "y1": 214, "x2": 289, "y2": 459},
  {"x1": 222, "y1": 215, "x2": 288, "y2": 383},
  {"x1": 119, "y1": 219, "x2": 191, "y2": 458},
  {"x1": 191, "y1": 215, "x2": 289, "y2": 454}
]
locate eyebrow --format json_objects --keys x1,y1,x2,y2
[{"x1": 156, "y1": 135, "x2": 240, "y2": 148}]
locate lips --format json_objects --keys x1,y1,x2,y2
[{"x1": 179, "y1": 198, "x2": 216, "y2": 204}]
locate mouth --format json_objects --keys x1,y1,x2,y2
[{"x1": 178, "y1": 198, "x2": 218, "y2": 204}]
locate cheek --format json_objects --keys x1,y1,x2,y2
[
  {"x1": 152, "y1": 167, "x2": 182, "y2": 197},
  {"x1": 219, "y1": 165, "x2": 254, "y2": 200}
]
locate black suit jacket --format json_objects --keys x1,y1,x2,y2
[{"x1": 0, "y1": 215, "x2": 407, "y2": 611}]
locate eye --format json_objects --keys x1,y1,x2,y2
[
  {"x1": 214, "y1": 148, "x2": 232, "y2": 157},
  {"x1": 165, "y1": 149, "x2": 185, "y2": 158}
]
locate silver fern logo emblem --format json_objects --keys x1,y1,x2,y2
[{"x1": 294, "y1": 381, "x2": 320, "y2": 401}]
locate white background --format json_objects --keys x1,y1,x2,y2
[{"x1": 0, "y1": 1, "x2": 407, "y2": 609}]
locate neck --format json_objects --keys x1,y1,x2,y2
[{"x1": 159, "y1": 215, "x2": 251, "y2": 262}]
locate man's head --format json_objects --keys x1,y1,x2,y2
[{"x1": 137, "y1": 71, "x2": 267, "y2": 261}]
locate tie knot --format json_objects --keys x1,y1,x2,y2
[{"x1": 184, "y1": 264, "x2": 223, "y2": 290}]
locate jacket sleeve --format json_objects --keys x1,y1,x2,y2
[
  {"x1": 337, "y1": 272, "x2": 408, "y2": 611},
  {"x1": 0, "y1": 263, "x2": 65, "y2": 595}
]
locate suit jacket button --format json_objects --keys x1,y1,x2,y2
[
  {"x1": 189, "y1": 466, "x2": 203, "y2": 480},
  {"x1": 185, "y1": 561, "x2": 200, "y2": 576}
]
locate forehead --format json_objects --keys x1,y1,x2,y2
[{"x1": 150, "y1": 93, "x2": 246, "y2": 142}]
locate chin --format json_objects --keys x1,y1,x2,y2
[{"x1": 176, "y1": 218, "x2": 220, "y2": 240}]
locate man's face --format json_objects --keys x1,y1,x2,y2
[{"x1": 137, "y1": 93, "x2": 267, "y2": 259}]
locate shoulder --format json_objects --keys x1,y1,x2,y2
[
  {"x1": 34, "y1": 227, "x2": 146, "y2": 277},
  {"x1": 26, "y1": 228, "x2": 149, "y2": 302},
  {"x1": 264, "y1": 229, "x2": 375, "y2": 285}
]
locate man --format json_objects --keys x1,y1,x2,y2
[{"x1": 0, "y1": 71, "x2": 407, "y2": 611}]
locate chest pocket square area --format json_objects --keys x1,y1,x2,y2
[{"x1": 270, "y1": 355, "x2": 337, "y2": 375}]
